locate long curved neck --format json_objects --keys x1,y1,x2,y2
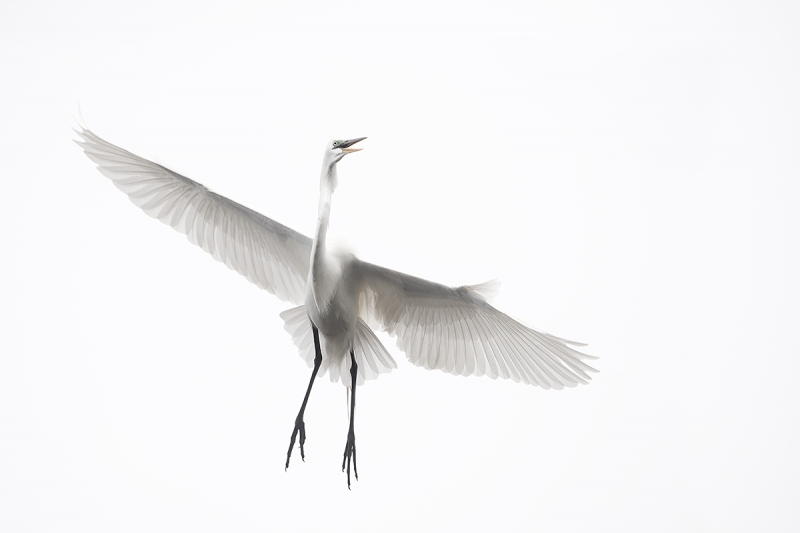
[{"x1": 311, "y1": 163, "x2": 337, "y2": 270}]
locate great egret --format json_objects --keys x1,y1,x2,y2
[{"x1": 75, "y1": 127, "x2": 598, "y2": 488}]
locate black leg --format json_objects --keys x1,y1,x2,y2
[
  {"x1": 342, "y1": 349, "x2": 358, "y2": 488},
  {"x1": 286, "y1": 324, "x2": 323, "y2": 471}
]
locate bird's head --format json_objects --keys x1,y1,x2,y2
[{"x1": 325, "y1": 137, "x2": 367, "y2": 165}]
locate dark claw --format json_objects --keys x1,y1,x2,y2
[
  {"x1": 285, "y1": 416, "x2": 306, "y2": 470},
  {"x1": 353, "y1": 446, "x2": 358, "y2": 480},
  {"x1": 342, "y1": 428, "x2": 357, "y2": 488}
]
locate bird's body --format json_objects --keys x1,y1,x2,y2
[
  {"x1": 305, "y1": 150, "x2": 358, "y2": 370},
  {"x1": 306, "y1": 249, "x2": 359, "y2": 369},
  {"x1": 76, "y1": 127, "x2": 598, "y2": 488}
]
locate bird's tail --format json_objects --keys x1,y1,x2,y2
[{"x1": 280, "y1": 305, "x2": 398, "y2": 387}]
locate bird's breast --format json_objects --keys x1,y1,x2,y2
[{"x1": 306, "y1": 276, "x2": 361, "y2": 345}]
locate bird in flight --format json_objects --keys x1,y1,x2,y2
[{"x1": 75, "y1": 127, "x2": 598, "y2": 488}]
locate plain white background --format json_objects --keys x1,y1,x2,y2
[{"x1": 2, "y1": 1, "x2": 798, "y2": 531}]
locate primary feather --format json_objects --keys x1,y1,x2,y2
[
  {"x1": 75, "y1": 127, "x2": 311, "y2": 305},
  {"x1": 356, "y1": 261, "x2": 597, "y2": 389}
]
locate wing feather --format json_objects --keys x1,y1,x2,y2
[
  {"x1": 476, "y1": 311, "x2": 500, "y2": 380},
  {"x1": 76, "y1": 127, "x2": 312, "y2": 305},
  {"x1": 453, "y1": 306, "x2": 467, "y2": 376},
  {"x1": 355, "y1": 260, "x2": 597, "y2": 388},
  {"x1": 445, "y1": 311, "x2": 456, "y2": 374},
  {"x1": 460, "y1": 305, "x2": 479, "y2": 377}
]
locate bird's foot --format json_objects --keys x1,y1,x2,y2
[
  {"x1": 341, "y1": 427, "x2": 358, "y2": 489},
  {"x1": 285, "y1": 415, "x2": 306, "y2": 471}
]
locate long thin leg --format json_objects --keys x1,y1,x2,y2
[
  {"x1": 285, "y1": 324, "x2": 323, "y2": 471},
  {"x1": 342, "y1": 349, "x2": 358, "y2": 488}
]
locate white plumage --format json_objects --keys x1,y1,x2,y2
[
  {"x1": 75, "y1": 126, "x2": 597, "y2": 486},
  {"x1": 80, "y1": 128, "x2": 311, "y2": 304}
]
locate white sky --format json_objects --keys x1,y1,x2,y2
[{"x1": 2, "y1": 1, "x2": 799, "y2": 531}]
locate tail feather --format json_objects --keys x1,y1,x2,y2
[{"x1": 279, "y1": 306, "x2": 397, "y2": 387}]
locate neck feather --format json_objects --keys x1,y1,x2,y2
[{"x1": 312, "y1": 164, "x2": 336, "y2": 264}]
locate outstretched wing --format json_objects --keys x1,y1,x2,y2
[
  {"x1": 356, "y1": 261, "x2": 598, "y2": 389},
  {"x1": 76, "y1": 127, "x2": 312, "y2": 305}
]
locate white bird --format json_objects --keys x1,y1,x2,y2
[{"x1": 75, "y1": 127, "x2": 598, "y2": 488}]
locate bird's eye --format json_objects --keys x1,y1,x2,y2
[{"x1": 333, "y1": 141, "x2": 340, "y2": 146}]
